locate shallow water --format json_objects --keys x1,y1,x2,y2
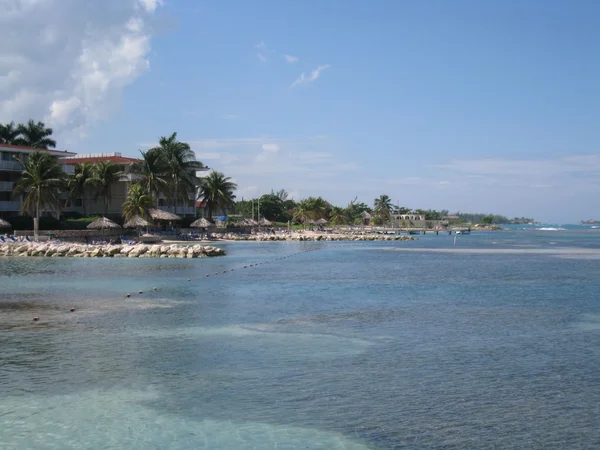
[{"x1": 1, "y1": 231, "x2": 600, "y2": 449}]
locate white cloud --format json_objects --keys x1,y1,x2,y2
[
  {"x1": 0, "y1": 0, "x2": 161, "y2": 140},
  {"x1": 291, "y1": 64, "x2": 331, "y2": 88},
  {"x1": 261, "y1": 144, "x2": 279, "y2": 152},
  {"x1": 283, "y1": 54, "x2": 298, "y2": 63},
  {"x1": 257, "y1": 53, "x2": 267, "y2": 62}
]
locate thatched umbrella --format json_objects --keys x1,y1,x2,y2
[
  {"x1": 316, "y1": 218, "x2": 328, "y2": 225},
  {"x1": 259, "y1": 218, "x2": 273, "y2": 226},
  {"x1": 149, "y1": 209, "x2": 181, "y2": 221},
  {"x1": 190, "y1": 218, "x2": 214, "y2": 228},
  {"x1": 245, "y1": 218, "x2": 259, "y2": 227},
  {"x1": 87, "y1": 217, "x2": 121, "y2": 229},
  {"x1": 124, "y1": 216, "x2": 151, "y2": 228},
  {"x1": 0, "y1": 218, "x2": 11, "y2": 229},
  {"x1": 123, "y1": 216, "x2": 151, "y2": 237}
]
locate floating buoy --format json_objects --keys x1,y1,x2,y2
[
  {"x1": 138, "y1": 290, "x2": 143, "y2": 294},
  {"x1": 188, "y1": 279, "x2": 191, "y2": 282},
  {"x1": 206, "y1": 274, "x2": 210, "y2": 277},
  {"x1": 243, "y1": 266, "x2": 247, "y2": 268},
  {"x1": 126, "y1": 293, "x2": 131, "y2": 298},
  {"x1": 70, "y1": 308, "x2": 75, "y2": 312},
  {"x1": 153, "y1": 287, "x2": 157, "y2": 291},
  {"x1": 33, "y1": 317, "x2": 39, "y2": 322}
]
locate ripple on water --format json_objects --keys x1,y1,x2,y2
[{"x1": 0, "y1": 389, "x2": 372, "y2": 450}]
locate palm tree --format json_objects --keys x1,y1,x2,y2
[
  {"x1": 66, "y1": 163, "x2": 93, "y2": 215},
  {"x1": 15, "y1": 120, "x2": 56, "y2": 149},
  {"x1": 87, "y1": 161, "x2": 123, "y2": 216},
  {"x1": 151, "y1": 132, "x2": 207, "y2": 214},
  {"x1": 0, "y1": 121, "x2": 21, "y2": 144},
  {"x1": 13, "y1": 152, "x2": 66, "y2": 240},
  {"x1": 374, "y1": 194, "x2": 393, "y2": 225},
  {"x1": 329, "y1": 206, "x2": 347, "y2": 226},
  {"x1": 198, "y1": 171, "x2": 237, "y2": 219},
  {"x1": 122, "y1": 183, "x2": 155, "y2": 222},
  {"x1": 128, "y1": 148, "x2": 167, "y2": 206}
]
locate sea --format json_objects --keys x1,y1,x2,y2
[{"x1": 1, "y1": 226, "x2": 599, "y2": 449}]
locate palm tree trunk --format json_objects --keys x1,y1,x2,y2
[{"x1": 34, "y1": 199, "x2": 40, "y2": 241}]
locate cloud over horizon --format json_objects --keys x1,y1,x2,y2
[{"x1": 0, "y1": 0, "x2": 161, "y2": 141}]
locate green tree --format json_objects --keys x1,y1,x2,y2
[
  {"x1": 129, "y1": 148, "x2": 167, "y2": 206},
  {"x1": 88, "y1": 161, "x2": 123, "y2": 216},
  {"x1": 15, "y1": 120, "x2": 56, "y2": 149},
  {"x1": 152, "y1": 132, "x2": 207, "y2": 214},
  {"x1": 0, "y1": 121, "x2": 21, "y2": 145},
  {"x1": 329, "y1": 206, "x2": 347, "y2": 225},
  {"x1": 481, "y1": 215, "x2": 494, "y2": 225},
  {"x1": 198, "y1": 171, "x2": 237, "y2": 219},
  {"x1": 122, "y1": 183, "x2": 155, "y2": 222},
  {"x1": 66, "y1": 163, "x2": 93, "y2": 215},
  {"x1": 13, "y1": 152, "x2": 66, "y2": 240},
  {"x1": 344, "y1": 198, "x2": 372, "y2": 224},
  {"x1": 374, "y1": 194, "x2": 393, "y2": 225},
  {"x1": 294, "y1": 197, "x2": 330, "y2": 224}
]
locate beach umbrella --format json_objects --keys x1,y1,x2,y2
[
  {"x1": 259, "y1": 218, "x2": 273, "y2": 226},
  {"x1": 123, "y1": 216, "x2": 151, "y2": 228},
  {"x1": 245, "y1": 218, "x2": 259, "y2": 226},
  {"x1": 0, "y1": 218, "x2": 11, "y2": 228},
  {"x1": 87, "y1": 217, "x2": 121, "y2": 229},
  {"x1": 149, "y1": 208, "x2": 182, "y2": 221},
  {"x1": 190, "y1": 218, "x2": 214, "y2": 228},
  {"x1": 316, "y1": 218, "x2": 328, "y2": 225}
]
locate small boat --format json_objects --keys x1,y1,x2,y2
[{"x1": 408, "y1": 230, "x2": 420, "y2": 235}]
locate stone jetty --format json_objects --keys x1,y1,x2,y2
[
  {"x1": 219, "y1": 233, "x2": 417, "y2": 242},
  {"x1": 0, "y1": 242, "x2": 225, "y2": 258}
]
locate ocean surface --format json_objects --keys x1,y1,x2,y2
[{"x1": 1, "y1": 228, "x2": 600, "y2": 449}]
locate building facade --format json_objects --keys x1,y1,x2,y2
[
  {"x1": 0, "y1": 144, "x2": 76, "y2": 218},
  {"x1": 61, "y1": 152, "x2": 197, "y2": 217}
]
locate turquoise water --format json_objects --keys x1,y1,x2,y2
[{"x1": 1, "y1": 230, "x2": 600, "y2": 449}]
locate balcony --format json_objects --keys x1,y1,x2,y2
[
  {"x1": 0, "y1": 181, "x2": 15, "y2": 191},
  {"x1": 0, "y1": 160, "x2": 23, "y2": 171},
  {"x1": 0, "y1": 201, "x2": 20, "y2": 211}
]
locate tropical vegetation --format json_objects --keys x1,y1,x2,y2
[
  {"x1": 12, "y1": 151, "x2": 66, "y2": 239},
  {"x1": 0, "y1": 120, "x2": 56, "y2": 149},
  {"x1": 197, "y1": 171, "x2": 237, "y2": 220}
]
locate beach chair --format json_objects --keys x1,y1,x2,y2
[
  {"x1": 0, "y1": 236, "x2": 5, "y2": 243},
  {"x1": 8, "y1": 236, "x2": 17, "y2": 242}
]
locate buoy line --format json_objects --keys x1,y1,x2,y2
[{"x1": 29, "y1": 243, "x2": 384, "y2": 324}]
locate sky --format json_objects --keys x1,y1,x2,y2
[{"x1": 1, "y1": 0, "x2": 599, "y2": 223}]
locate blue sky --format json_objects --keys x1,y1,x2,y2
[{"x1": 2, "y1": 0, "x2": 599, "y2": 222}]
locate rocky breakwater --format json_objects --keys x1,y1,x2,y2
[
  {"x1": 0, "y1": 242, "x2": 225, "y2": 258},
  {"x1": 220, "y1": 233, "x2": 417, "y2": 242}
]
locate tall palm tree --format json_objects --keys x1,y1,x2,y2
[
  {"x1": 66, "y1": 163, "x2": 93, "y2": 215},
  {"x1": 87, "y1": 161, "x2": 123, "y2": 216},
  {"x1": 15, "y1": 120, "x2": 57, "y2": 149},
  {"x1": 151, "y1": 132, "x2": 207, "y2": 214},
  {"x1": 374, "y1": 194, "x2": 393, "y2": 225},
  {"x1": 0, "y1": 121, "x2": 21, "y2": 144},
  {"x1": 13, "y1": 152, "x2": 66, "y2": 240},
  {"x1": 128, "y1": 148, "x2": 167, "y2": 206},
  {"x1": 122, "y1": 183, "x2": 155, "y2": 222},
  {"x1": 198, "y1": 171, "x2": 237, "y2": 219}
]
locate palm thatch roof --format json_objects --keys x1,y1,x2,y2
[
  {"x1": 124, "y1": 216, "x2": 151, "y2": 228},
  {"x1": 149, "y1": 208, "x2": 181, "y2": 221},
  {"x1": 0, "y1": 218, "x2": 11, "y2": 228},
  {"x1": 259, "y1": 218, "x2": 273, "y2": 226},
  {"x1": 245, "y1": 218, "x2": 259, "y2": 226},
  {"x1": 189, "y1": 217, "x2": 214, "y2": 228},
  {"x1": 315, "y1": 218, "x2": 329, "y2": 225},
  {"x1": 87, "y1": 217, "x2": 121, "y2": 229}
]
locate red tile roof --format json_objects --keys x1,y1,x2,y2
[
  {"x1": 62, "y1": 156, "x2": 141, "y2": 165},
  {"x1": 0, "y1": 143, "x2": 76, "y2": 156}
]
